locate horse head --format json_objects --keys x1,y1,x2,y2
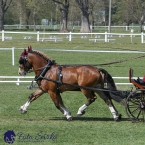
[
  {"x1": 18, "y1": 46, "x2": 33, "y2": 76},
  {"x1": 18, "y1": 46, "x2": 52, "y2": 76}
]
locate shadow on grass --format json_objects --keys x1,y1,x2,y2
[{"x1": 48, "y1": 116, "x2": 130, "y2": 122}]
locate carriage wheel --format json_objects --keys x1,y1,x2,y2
[{"x1": 126, "y1": 89, "x2": 145, "y2": 122}]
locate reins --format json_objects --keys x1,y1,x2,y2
[
  {"x1": 34, "y1": 54, "x2": 145, "y2": 72},
  {"x1": 40, "y1": 76, "x2": 122, "y2": 93},
  {"x1": 62, "y1": 54, "x2": 145, "y2": 67},
  {"x1": 32, "y1": 54, "x2": 145, "y2": 92}
]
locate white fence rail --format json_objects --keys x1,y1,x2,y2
[
  {"x1": 0, "y1": 76, "x2": 141, "y2": 86},
  {"x1": 0, "y1": 47, "x2": 15, "y2": 65},
  {"x1": 3, "y1": 24, "x2": 145, "y2": 31},
  {"x1": 1, "y1": 30, "x2": 145, "y2": 43}
]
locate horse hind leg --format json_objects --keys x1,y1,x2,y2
[
  {"x1": 19, "y1": 87, "x2": 44, "y2": 114},
  {"x1": 97, "y1": 91, "x2": 121, "y2": 121},
  {"x1": 77, "y1": 89, "x2": 97, "y2": 117}
]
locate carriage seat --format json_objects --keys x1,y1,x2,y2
[{"x1": 134, "y1": 77, "x2": 145, "y2": 86}]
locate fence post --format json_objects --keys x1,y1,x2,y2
[
  {"x1": 16, "y1": 78, "x2": 20, "y2": 85},
  {"x1": 141, "y1": 32, "x2": 144, "y2": 43},
  {"x1": 126, "y1": 26, "x2": 128, "y2": 31},
  {"x1": 105, "y1": 32, "x2": 108, "y2": 42},
  {"x1": 69, "y1": 32, "x2": 72, "y2": 41},
  {"x1": 2, "y1": 30, "x2": 4, "y2": 41},
  {"x1": 12, "y1": 47, "x2": 14, "y2": 66},
  {"x1": 37, "y1": 31, "x2": 39, "y2": 41}
]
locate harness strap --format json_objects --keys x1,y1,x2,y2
[
  {"x1": 35, "y1": 60, "x2": 55, "y2": 81},
  {"x1": 56, "y1": 66, "x2": 63, "y2": 91},
  {"x1": 58, "y1": 66, "x2": 63, "y2": 84}
]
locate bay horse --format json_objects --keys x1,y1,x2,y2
[{"x1": 18, "y1": 46, "x2": 121, "y2": 121}]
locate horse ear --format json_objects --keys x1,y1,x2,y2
[
  {"x1": 24, "y1": 49, "x2": 27, "y2": 55},
  {"x1": 21, "y1": 49, "x2": 27, "y2": 57},
  {"x1": 28, "y1": 45, "x2": 32, "y2": 52}
]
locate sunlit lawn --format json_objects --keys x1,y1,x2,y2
[{"x1": 0, "y1": 38, "x2": 145, "y2": 144}]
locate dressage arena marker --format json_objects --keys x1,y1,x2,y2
[{"x1": 0, "y1": 47, "x2": 14, "y2": 65}]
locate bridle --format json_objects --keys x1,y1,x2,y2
[{"x1": 19, "y1": 56, "x2": 33, "y2": 74}]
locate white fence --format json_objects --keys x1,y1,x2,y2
[
  {"x1": 1, "y1": 30, "x2": 145, "y2": 43},
  {"x1": 0, "y1": 47, "x2": 15, "y2": 65},
  {"x1": 0, "y1": 76, "x2": 141, "y2": 86},
  {"x1": 3, "y1": 24, "x2": 145, "y2": 31}
]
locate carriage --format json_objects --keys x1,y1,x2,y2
[
  {"x1": 18, "y1": 46, "x2": 145, "y2": 123},
  {"x1": 125, "y1": 68, "x2": 145, "y2": 122}
]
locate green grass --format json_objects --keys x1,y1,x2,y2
[{"x1": 0, "y1": 39, "x2": 145, "y2": 145}]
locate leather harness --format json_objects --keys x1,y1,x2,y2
[{"x1": 35, "y1": 60, "x2": 63, "y2": 91}]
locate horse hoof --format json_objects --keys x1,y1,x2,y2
[
  {"x1": 21, "y1": 110, "x2": 27, "y2": 114},
  {"x1": 18, "y1": 108, "x2": 27, "y2": 114},
  {"x1": 114, "y1": 114, "x2": 122, "y2": 121},
  {"x1": 67, "y1": 117, "x2": 72, "y2": 121},
  {"x1": 77, "y1": 111, "x2": 85, "y2": 117}
]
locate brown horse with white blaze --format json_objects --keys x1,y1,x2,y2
[{"x1": 18, "y1": 46, "x2": 121, "y2": 121}]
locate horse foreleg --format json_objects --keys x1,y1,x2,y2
[
  {"x1": 77, "y1": 90, "x2": 97, "y2": 116},
  {"x1": 49, "y1": 91, "x2": 72, "y2": 121},
  {"x1": 19, "y1": 87, "x2": 44, "y2": 114}
]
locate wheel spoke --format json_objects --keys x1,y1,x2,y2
[
  {"x1": 130, "y1": 99, "x2": 140, "y2": 105},
  {"x1": 127, "y1": 104, "x2": 138, "y2": 108},
  {"x1": 126, "y1": 89, "x2": 145, "y2": 122},
  {"x1": 142, "y1": 110, "x2": 145, "y2": 122},
  {"x1": 130, "y1": 107, "x2": 140, "y2": 116},
  {"x1": 135, "y1": 110, "x2": 141, "y2": 120}
]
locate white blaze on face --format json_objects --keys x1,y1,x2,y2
[
  {"x1": 18, "y1": 65, "x2": 25, "y2": 75},
  {"x1": 18, "y1": 67, "x2": 22, "y2": 75}
]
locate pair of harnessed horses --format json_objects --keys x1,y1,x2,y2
[{"x1": 18, "y1": 46, "x2": 121, "y2": 121}]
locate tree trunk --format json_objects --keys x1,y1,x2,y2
[
  {"x1": 75, "y1": 0, "x2": 90, "y2": 33},
  {"x1": 0, "y1": 0, "x2": 12, "y2": 30},
  {"x1": 52, "y1": 0, "x2": 69, "y2": 33},
  {"x1": 139, "y1": 21, "x2": 143, "y2": 33},
  {"x1": 80, "y1": 12, "x2": 90, "y2": 32},
  {"x1": 0, "y1": 1, "x2": 4, "y2": 30},
  {"x1": 25, "y1": 11, "x2": 31, "y2": 29},
  {"x1": 89, "y1": 10, "x2": 94, "y2": 30},
  {"x1": 60, "y1": 6, "x2": 68, "y2": 32},
  {"x1": 0, "y1": 9, "x2": 4, "y2": 30},
  {"x1": 139, "y1": 14, "x2": 145, "y2": 33}
]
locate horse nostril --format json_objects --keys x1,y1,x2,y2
[{"x1": 18, "y1": 71, "x2": 21, "y2": 75}]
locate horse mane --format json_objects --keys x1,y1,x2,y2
[{"x1": 29, "y1": 50, "x2": 51, "y2": 62}]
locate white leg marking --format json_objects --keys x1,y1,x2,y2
[
  {"x1": 20, "y1": 101, "x2": 30, "y2": 111},
  {"x1": 109, "y1": 106, "x2": 117, "y2": 118},
  {"x1": 77, "y1": 104, "x2": 87, "y2": 115},
  {"x1": 60, "y1": 107, "x2": 72, "y2": 120}
]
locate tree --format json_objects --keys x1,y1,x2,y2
[
  {"x1": 16, "y1": 0, "x2": 54, "y2": 30},
  {"x1": 0, "y1": 0, "x2": 12, "y2": 30},
  {"x1": 89, "y1": 0, "x2": 104, "y2": 28},
  {"x1": 89, "y1": 1, "x2": 96, "y2": 29},
  {"x1": 75, "y1": 0, "x2": 90, "y2": 32},
  {"x1": 52, "y1": 0, "x2": 69, "y2": 32},
  {"x1": 131, "y1": 0, "x2": 145, "y2": 32},
  {"x1": 68, "y1": 0, "x2": 81, "y2": 30},
  {"x1": 117, "y1": 0, "x2": 145, "y2": 32}
]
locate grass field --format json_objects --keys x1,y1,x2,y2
[{"x1": 0, "y1": 38, "x2": 145, "y2": 145}]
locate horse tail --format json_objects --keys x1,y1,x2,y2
[
  {"x1": 99, "y1": 68, "x2": 117, "y2": 90},
  {"x1": 98, "y1": 68, "x2": 126, "y2": 103}
]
